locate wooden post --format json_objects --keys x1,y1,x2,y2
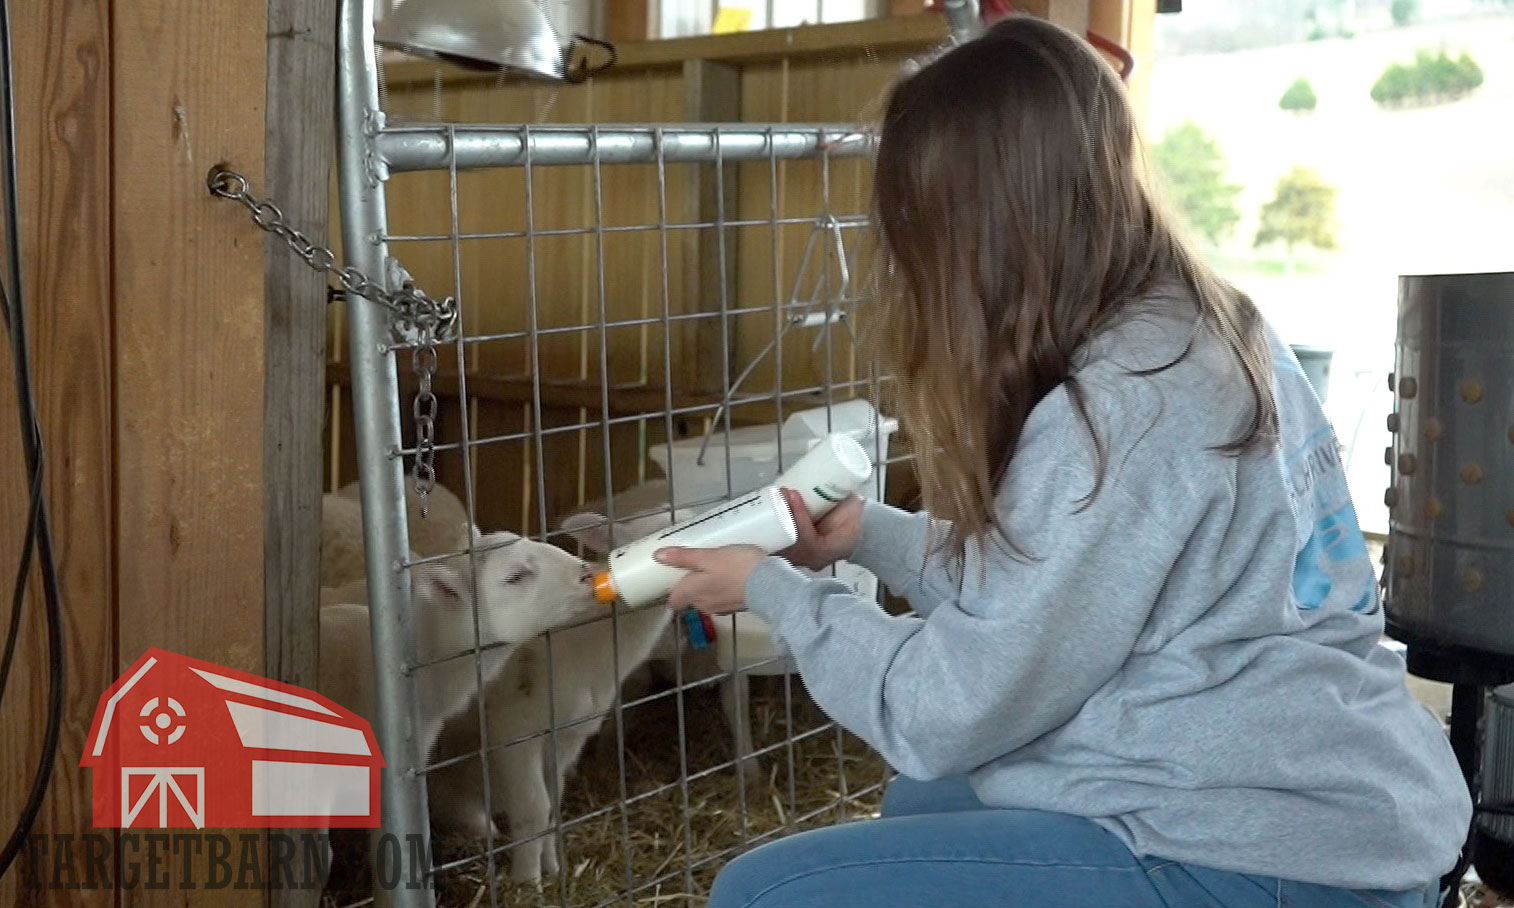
[
  {"x1": 1052, "y1": 0, "x2": 1094, "y2": 30},
  {"x1": 1090, "y1": 0, "x2": 1127, "y2": 45},
  {"x1": 1119, "y1": 0, "x2": 1156, "y2": 122},
  {"x1": 0, "y1": 0, "x2": 115, "y2": 904},
  {"x1": 607, "y1": 0, "x2": 652, "y2": 42},
  {"x1": 888, "y1": 0, "x2": 930, "y2": 14},
  {"x1": 1037, "y1": 0, "x2": 1093, "y2": 31},
  {"x1": 264, "y1": 0, "x2": 333, "y2": 903},
  {"x1": 263, "y1": 0, "x2": 330, "y2": 752},
  {"x1": 681, "y1": 59, "x2": 742, "y2": 395},
  {"x1": 112, "y1": 0, "x2": 267, "y2": 903}
]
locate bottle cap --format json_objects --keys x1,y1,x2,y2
[{"x1": 592, "y1": 570, "x2": 618, "y2": 604}]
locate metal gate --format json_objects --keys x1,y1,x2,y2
[{"x1": 333, "y1": 1, "x2": 914, "y2": 905}]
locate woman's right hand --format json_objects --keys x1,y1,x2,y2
[{"x1": 778, "y1": 487, "x2": 864, "y2": 572}]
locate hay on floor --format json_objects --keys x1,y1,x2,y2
[{"x1": 326, "y1": 674, "x2": 889, "y2": 908}]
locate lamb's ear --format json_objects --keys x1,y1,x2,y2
[
  {"x1": 413, "y1": 563, "x2": 466, "y2": 607},
  {"x1": 559, "y1": 512, "x2": 613, "y2": 556}
]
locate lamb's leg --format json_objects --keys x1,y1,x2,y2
[
  {"x1": 537, "y1": 724, "x2": 600, "y2": 879},
  {"x1": 493, "y1": 736, "x2": 554, "y2": 886},
  {"x1": 426, "y1": 715, "x2": 500, "y2": 841},
  {"x1": 720, "y1": 674, "x2": 760, "y2": 779},
  {"x1": 430, "y1": 769, "x2": 500, "y2": 842}
]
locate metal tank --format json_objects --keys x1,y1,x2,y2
[
  {"x1": 1476, "y1": 685, "x2": 1514, "y2": 897},
  {"x1": 1383, "y1": 271, "x2": 1514, "y2": 661}
]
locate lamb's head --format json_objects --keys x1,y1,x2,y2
[
  {"x1": 466, "y1": 530, "x2": 600, "y2": 644},
  {"x1": 411, "y1": 561, "x2": 471, "y2": 609},
  {"x1": 407, "y1": 561, "x2": 477, "y2": 663}
]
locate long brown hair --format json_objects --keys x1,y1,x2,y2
[{"x1": 870, "y1": 15, "x2": 1277, "y2": 566}]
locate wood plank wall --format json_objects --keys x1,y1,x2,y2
[
  {"x1": 0, "y1": 0, "x2": 268, "y2": 905},
  {"x1": 112, "y1": 0, "x2": 268, "y2": 897},
  {"x1": 0, "y1": 0, "x2": 114, "y2": 904}
]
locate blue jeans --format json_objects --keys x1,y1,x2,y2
[{"x1": 707, "y1": 776, "x2": 1442, "y2": 908}]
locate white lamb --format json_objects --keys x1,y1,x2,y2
[
  {"x1": 574, "y1": 484, "x2": 760, "y2": 777},
  {"x1": 426, "y1": 505, "x2": 691, "y2": 885},
  {"x1": 321, "y1": 480, "x2": 475, "y2": 589},
  {"x1": 317, "y1": 530, "x2": 601, "y2": 769}
]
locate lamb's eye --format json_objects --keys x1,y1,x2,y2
[{"x1": 503, "y1": 568, "x2": 533, "y2": 585}]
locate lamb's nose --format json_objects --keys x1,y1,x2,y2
[{"x1": 579, "y1": 566, "x2": 593, "y2": 584}]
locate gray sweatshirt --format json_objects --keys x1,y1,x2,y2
[{"x1": 743, "y1": 292, "x2": 1470, "y2": 891}]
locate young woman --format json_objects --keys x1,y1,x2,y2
[{"x1": 655, "y1": 15, "x2": 1470, "y2": 908}]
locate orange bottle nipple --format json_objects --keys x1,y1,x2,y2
[{"x1": 592, "y1": 570, "x2": 618, "y2": 604}]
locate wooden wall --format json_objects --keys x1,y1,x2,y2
[
  {"x1": 0, "y1": 0, "x2": 270, "y2": 905},
  {"x1": 0, "y1": 0, "x2": 114, "y2": 904}
]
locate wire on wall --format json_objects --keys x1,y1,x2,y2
[{"x1": 0, "y1": 0, "x2": 67, "y2": 883}]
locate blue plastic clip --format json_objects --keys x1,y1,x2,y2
[{"x1": 683, "y1": 608, "x2": 710, "y2": 650}]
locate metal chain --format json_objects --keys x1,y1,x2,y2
[
  {"x1": 207, "y1": 165, "x2": 453, "y2": 515},
  {"x1": 411, "y1": 343, "x2": 439, "y2": 514}
]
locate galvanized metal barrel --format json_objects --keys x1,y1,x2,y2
[
  {"x1": 1383, "y1": 271, "x2": 1514, "y2": 657},
  {"x1": 1477, "y1": 685, "x2": 1514, "y2": 895}
]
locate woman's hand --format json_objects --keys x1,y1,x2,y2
[
  {"x1": 656, "y1": 545, "x2": 767, "y2": 616},
  {"x1": 777, "y1": 487, "x2": 863, "y2": 572}
]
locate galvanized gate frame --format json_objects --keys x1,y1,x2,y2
[{"x1": 333, "y1": 0, "x2": 883, "y2": 904}]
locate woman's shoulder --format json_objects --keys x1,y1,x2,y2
[
  {"x1": 1037, "y1": 292, "x2": 1265, "y2": 489},
  {"x1": 1084, "y1": 289, "x2": 1257, "y2": 417}
]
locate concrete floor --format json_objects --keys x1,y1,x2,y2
[{"x1": 1409, "y1": 675, "x2": 1455, "y2": 723}]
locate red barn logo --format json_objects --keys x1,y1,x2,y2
[{"x1": 82, "y1": 647, "x2": 384, "y2": 829}]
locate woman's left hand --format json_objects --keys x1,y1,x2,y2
[{"x1": 655, "y1": 545, "x2": 768, "y2": 616}]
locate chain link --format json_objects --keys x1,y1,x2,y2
[
  {"x1": 208, "y1": 165, "x2": 453, "y2": 515},
  {"x1": 410, "y1": 343, "x2": 439, "y2": 516}
]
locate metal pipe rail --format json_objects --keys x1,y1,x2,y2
[
  {"x1": 337, "y1": 1, "x2": 434, "y2": 906},
  {"x1": 375, "y1": 123, "x2": 876, "y2": 173}
]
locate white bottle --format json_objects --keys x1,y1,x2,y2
[
  {"x1": 592, "y1": 433, "x2": 873, "y2": 609},
  {"x1": 779, "y1": 432, "x2": 876, "y2": 519},
  {"x1": 593, "y1": 486, "x2": 799, "y2": 608}
]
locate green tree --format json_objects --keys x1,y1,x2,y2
[
  {"x1": 1254, "y1": 166, "x2": 1338, "y2": 266},
  {"x1": 1454, "y1": 51, "x2": 1484, "y2": 91},
  {"x1": 1279, "y1": 77, "x2": 1318, "y2": 112},
  {"x1": 1151, "y1": 121, "x2": 1243, "y2": 245},
  {"x1": 1391, "y1": 0, "x2": 1417, "y2": 25},
  {"x1": 1423, "y1": 48, "x2": 1460, "y2": 93},
  {"x1": 1371, "y1": 47, "x2": 1483, "y2": 106}
]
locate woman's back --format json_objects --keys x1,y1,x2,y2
[{"x1": 949, "y1": 292, "x2": 1471, "y2": 890}]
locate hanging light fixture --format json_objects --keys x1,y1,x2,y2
[{"x1": 375, "y1": 0, "x2": 615, "y2": 82}]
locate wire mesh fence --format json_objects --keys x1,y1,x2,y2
[{"x1": 328, "y1": 7, "x2": 915, "y2": 907}]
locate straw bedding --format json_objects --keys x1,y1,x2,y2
[{"x1": 325, "y1": 674, "x2": 889, "y2": 908}]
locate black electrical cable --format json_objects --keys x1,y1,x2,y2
[
  {"x1": 0, "y1": 441, "x2": 42, "y2": 699},
  {"x1": 0, "y1": 0, "x2": 66, "y2": 883}
]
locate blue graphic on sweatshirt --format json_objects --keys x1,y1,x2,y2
[{"x1": 1286, "y1": 427, "x2": 1376, "y2": 614}]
